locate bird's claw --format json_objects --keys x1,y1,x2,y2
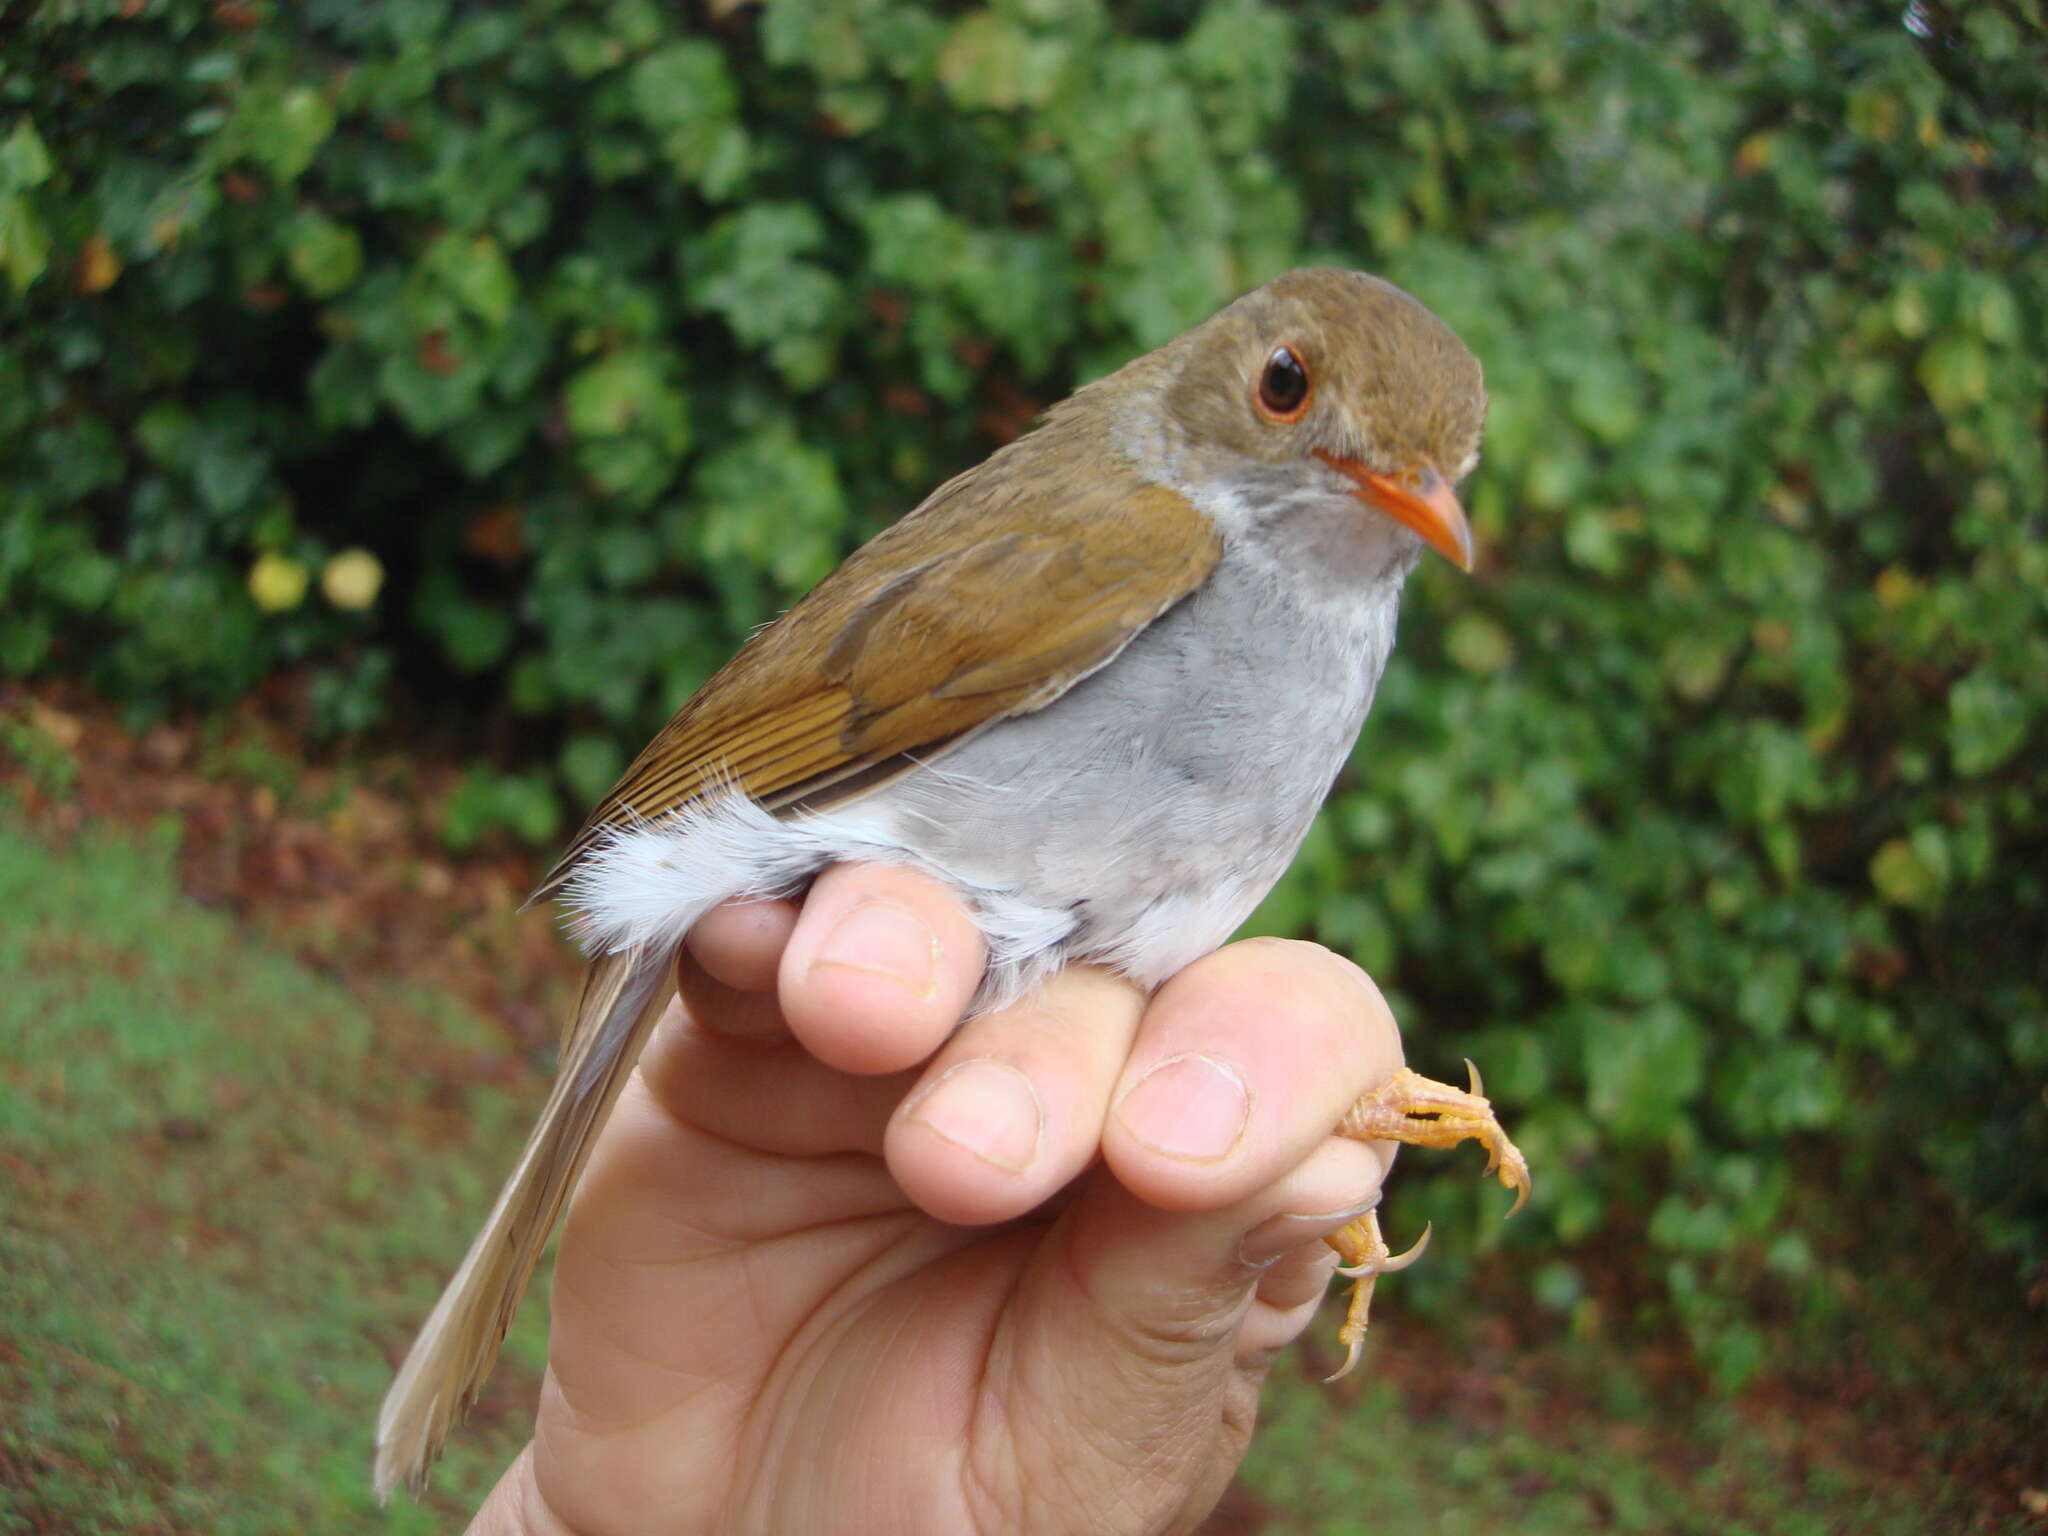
[
  {"x1": 1335, "y1": 1220, "x2": 1431, "y2": 1278},
  {"x1": 1323, "y1": 1214, "x2": 1436, "y2": 1379},
  {"x1": 1319, "y1": 1061, "x2": 1533, "y2": 1376},
  {"x1": 1338, "y1": 1064, "x2": 1531, "y2": 1218}
]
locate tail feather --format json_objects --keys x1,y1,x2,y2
[{"x1": 373, "y1": 941, "x2": 676, "y2": 1500}]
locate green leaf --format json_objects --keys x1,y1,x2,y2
[
  {"x1": 1949, "y1": 668, "x2": 2027, "y2": 776},
  {"x1": 686, "y1": 203, "x2": 844, "y2": 387},
  {"x1": 1734, "y1": 951, "x2": 1801, "y2": 1037},
  {"x1": 41, "y1": 547, "x2": 119, "y2": 611},
  {"x1": 494, "y1": 772, "x2": 562, "y2": 845},
  {"x1": 0, "y1": 611, "x2": 54, "y2": 671},
  {"x1": 378, "y1": 351, "x2": 483, "y2": 435},
  {"x1": 690, "y1": 417, "x2": 847, "y2": 593},
  {"x1": 1869, "y1": 834, "x2": 1943, "y2": 910},
  {"x1": 1566, "y1": 355, "x2": 1643, "y2": 447},
  {"x1": 194, "y1": 435, "x2": 269, "y2": 515},
  {"x1": 1445, "y1": 612, "x2": 1513, "y2": 674},
  {"x1": 442, "y1": 768, "x2": 560, "y2": 851},
  {"x1": 628, "y1": 42, "x2": 748, "y2": 195},
  {"x1": 936, "y1": 14, "x2": 1067, "y2": 109},
  {"x1": 286, "y1": 213, "x2": 364, "y2": 299},
  {"x1": 564, "y1": 352, "x2": 690, "y2": 503},
  {"x1": 1662, "y1": 633, "x2": 1733, "y2": 703},
  {"x1": 1586, "y1": 1002, "x2": 1707, "y2": 1143},
  {"x1": 1970, "y1": 278, "x2": 2019, "y2": 345},
  {"x1": 233, "y1": 83, "x2": 337, "y2": 183},
  {"x1": 0, "y1": 119, "x2": 54, "y2": 192},
  {"x1": 559, "y1": 733, "x2": 626, "y2": 805},
  {"x1": 424, "y1": 232, "x2": 517, "y2": 328},
  {"x1": 0, "y1": 195, "x2": 50, "y2": 293},
  {"x1": 438, "y1": 600, "x2": 515, "y2": 673},
  {"x1": 594, "y1": 525, "x2": 660, "y2": 588},
  {"x1": 1917, "y1": 334, "x2": 1991, "y2": 417},
  {"x1": 565, "y1": 352, "x2": 684, "y2": 442}
]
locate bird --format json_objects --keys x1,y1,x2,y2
[{"x1": 374, "y1": 266, "x2": 1529, "y2": 1498}]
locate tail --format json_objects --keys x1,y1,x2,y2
[{"x1": 373, "y1": 941, "x2": 676, "y2": 1500}]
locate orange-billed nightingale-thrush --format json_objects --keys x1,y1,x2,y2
[{"x1": 375, "y1": 267, "x2": 1529, "y2": 1498}]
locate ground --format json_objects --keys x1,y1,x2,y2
[{"x1": 1, "y1": 686, "x2": 2042, "y2": 1534}]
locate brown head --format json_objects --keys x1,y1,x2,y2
[{"x1": 1132, "y1": 268, "x2": 1487, "y2": 569}]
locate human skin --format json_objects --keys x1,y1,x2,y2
[{"x1": 465, "y1": 862, "x2": 1405, "y2": 1536}]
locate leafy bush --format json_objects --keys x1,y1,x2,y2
[{"x1": 4, "y1": 0, "x2": 2043, "y2": 1373}]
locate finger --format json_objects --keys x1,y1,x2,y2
[
  {"x1": 778, "y1": 863, "x2": 987, "y2": 1075},
  {"x1": 547, "y1": 1056, "x2": 908, "y2": 1448},
  {"x1": 983, "y1": 1128, "x2": 1390, "y2": 1524},
  {"x1": 1024, "y1": 1132, "x2": 1384, "y2": 1384},
  {"x1": 1230, "y1": 1137, "x2": 1386, "y2": 1366},
  {"x1": 1252, "y1": 1241, "x2": 1344, "y2": 1317},
  {"x1": 884, "y1": 966, "x2": 1144, "y2": 1227},
  {"x1": 1232, "y1": 1136, "x2": 1389, "y2": 1267},
  {"x1": 1238, "y1": 1244, "x2": 1342, "y2": 1366},
  {"x1": 688, "y1": 895, "x2": 800, "y2": 993},
  {"x1": 639, "y1": 995, "x2": 911, "y2": 1159},
  {"x1": 676, "y1": 943, "x2": 792, "y2": 1043},
  {"x1": 676, "y1": 896, "x2": 801, "y2": 1043},
  {"x1": 1103, "y1": 937, "x2": 1404, "y2": 1214}
]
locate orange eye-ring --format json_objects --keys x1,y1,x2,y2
[{"x1": 1255, "y1": 345, "x2": 1311, "y2": 421}]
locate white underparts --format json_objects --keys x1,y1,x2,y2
[{"x1": 561, "y1": 789, "x2": 1079, "y2": 1016}]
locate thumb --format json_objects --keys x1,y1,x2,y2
[{"x1": 981, "y1": 1135, "x2": 1389, "y2": 1532}]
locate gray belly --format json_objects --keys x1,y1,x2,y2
[{"x1": 860, "y1": 553, "x2": 1403, "y2": 988}]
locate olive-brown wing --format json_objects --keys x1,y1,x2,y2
[{"x1": 530, "y1": 476, "x2": 1220, "y2": 900}]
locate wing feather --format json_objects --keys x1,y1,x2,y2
[{"x1": 532, "y1": 447, "x2": 1219, "y2": 901}]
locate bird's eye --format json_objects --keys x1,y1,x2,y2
[{"x1": 1256, "y1": 346, "x2": 1310, "y2": 420}]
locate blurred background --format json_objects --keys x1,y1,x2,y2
[{"x1": 2, "y1": 1, "x2": 2044, "y2": 1530}]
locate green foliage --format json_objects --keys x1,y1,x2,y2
[
  {"x1": 3, "y1": 0, "x2": 2044, "y2": 1370},
  {"x1": 441, "y1": 763, "x2": 562, "y2": 852}
]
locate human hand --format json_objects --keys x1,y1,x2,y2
[{"x1": 467, "y1": 863, "x2": 1405, "y2": 1536}]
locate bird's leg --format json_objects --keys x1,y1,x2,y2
[
  {"x1": 1338, "y1": 1062, "x2": 1531, "y2": 1210},
  {"x1": 1321, "y1": 1062, "x2": 1530, "y2": 1380},
  {"x1": 1325, "y1": 1206, "x2": 1431, "y2": 1381}
]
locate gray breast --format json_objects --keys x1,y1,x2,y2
[{"x1": 860, "y1": 535, "x2": 1405, "y2": 992}]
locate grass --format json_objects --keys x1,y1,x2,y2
[
  {"x1": 1240, "y1": 1340, "x2": 2027, "y2": 1536},
  {"x1": 1, "y1": 799, "x2": 2040, "y2": 1533},
  {"x1": 0, "y1": 807, "x2": 543, "y2": 1533}
]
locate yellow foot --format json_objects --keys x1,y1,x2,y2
[
  {"x1": 1324, "y1": 1207, "x2": 1430, "y2": 1382},
  {"x1": 1339, "y1": 1062, "x2": 1530, "y2": 1215},
  {"x1": 1318, "y1": 1061, "x2": 1531, "y2": 1375}
]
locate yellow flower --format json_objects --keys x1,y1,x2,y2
[
  {"x1": 248, "y1": 552, "x2": 309, "y2": 612},
  {"x1": 321, "y1": 548, "x2": 385, "y2": 611}
]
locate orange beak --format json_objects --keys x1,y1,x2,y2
[{"x1": 1314, "y1": 451, "x2": 1474, "y2": 572}]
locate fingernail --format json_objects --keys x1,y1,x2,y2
[
  {"x1": 810, "y1": 900, "x2": 939, "y2": 999},
  {"x1": 1238, "y1": 1197, "x2": 1382, "y2": 1268},
  {"x1": 1117, "y1": 1053, "x2": 1250, "y2": 1163},
  {"x1": 905, "y1": 1059, "x2": 1042, "y2": 1174}
]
